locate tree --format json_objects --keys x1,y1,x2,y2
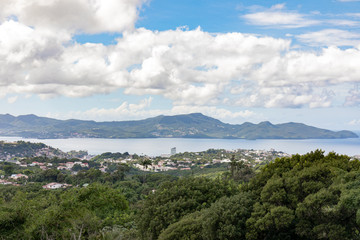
[
  {"x1": 226, "y1": 154, "x2": 254, "y2": 182},
  {"x1": 158, "y1": 211, "x2": 204, "y2": 240},
  {"x1": 6, "y1": 183, "x2": 130, "y2": 239},
  {"x1": 140, "y1": 159, "x2": 152, "y2": 170},
  {"x1": 159, "y1": 192, "x2": 255, "y2": 240},
  {"x1": 3, "y1": 165, "x2": 14, "y2": 176},
  {"x1": 42, "y1": 169, "x2": 60, "y2": 182},
  {"x1": 114, "y1": 164, "x2": 130, "y2": 181},
  {"x1": 137, "y1": 177, "x2": 237, "y2": 239},
  {"x1": 71, "y1": 163, "x2": 83, "y2": 172},
  {"x1": 139, "y1": 159, "x2": 152, "y2": 184},
  {"x1": 245, "y1": 150, "x2": 360, "y2": 240}
]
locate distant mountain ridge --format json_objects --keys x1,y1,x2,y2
[{"x1": 0, "y1": 113, "x2": 357, "y2": 140}]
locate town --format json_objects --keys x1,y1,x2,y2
[{"x1": 0, "y1": 140, "x2": 296, "y2": 188}]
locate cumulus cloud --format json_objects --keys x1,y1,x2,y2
[
  {"x1": 233, "y1": 84, "x2": 334, "y2": 108},
  {"x1": 2, "y1": 24, "x2": 360, "y2": 108},
  {"x1": 0, "y1": 0, "x2": 147, "y2": 34},
  {"x1": 118, "y1": 28, "x2": 291, "y2": 106},
  {"x1": 1, "y1": 1, "x2": 360, "y2": 110},
  {"x1": 248, "y1": 46, "x2": 360, "y2": 86},
  {"x1": 0, "y1": 0, "x2": 148, "y2": 98}
]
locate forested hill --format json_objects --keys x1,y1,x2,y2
[
  {"x1": 2, "y1": 150, "x2": 360, "y2": 239},
  {"x1": 0, "y1": 113, "x2": 357, "y2": 139}
]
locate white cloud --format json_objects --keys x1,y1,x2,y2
[
  {"x1": 242, "y1": 4, "x2": 360, "y2": 29},
  {"x1": 345, "y1": 85, "x2": 360, "y2": 106},
  {"x1": 297, "y1": 29, "x2": 360, "y2": 47},
  {"x1": 80, "y1": 97, "x2": 154, "y2": 119},
  {"x1": 248, "y1": 46, "x2": 360, "y2": 87},
  {"x1": 7, "y1": 96, "x2": 18, "y2": 104},
  {"x1": 1, "y1": 2, "x2": 360, "y2": 110},
  {"x1": 242, "y1": 4, "x2": 320, "y2": 28},
  {"x1": 0, "y1": 0, "x2": 147, "y2": 34},
  {"x1": 347, "y1": 13, "x2": 360, "y2": 18},
  {"x1": 117, "y1": 28, "x2": 291, "y2": 106},
  {"x1": 327, "y1": 19, "x2": 359, "y2": 27},
  {"x1": 2, "y1": 24, "x2": 360, "y2": 108},
  {"x1": 170, "y1": 106, "x2": 255, "y2": 120},
  {"x1": 349, "y1": 119, "x2": 360, "y2": 126},
  {"x1": 234, "y1": 86, "x2": 333, "y2": 108},
  {"x1": 235, "y1": 46, "x2": 360, "y2": 107},
  {"x1": 48, "y1": 97, "x2": 255, "y2": 123}
]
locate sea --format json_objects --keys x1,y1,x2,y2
[{"x1": 0, "y1": 135, "x2": 359, "y2": 157}]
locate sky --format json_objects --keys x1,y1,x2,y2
[{"x1": 1, "y1": 0, "x2": 360, "y2": 130}]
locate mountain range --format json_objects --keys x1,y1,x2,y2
[{"x1": 0, "y1": 113, "x2": 357, "y2": 140}]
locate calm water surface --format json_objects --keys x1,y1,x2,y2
[{"x1": 0, "y1": 136, "x2": 359, "y2": 156}]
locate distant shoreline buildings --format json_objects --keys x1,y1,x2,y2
[{"x1": 171, "y1": 147, "x2": 176, "y2": 155}]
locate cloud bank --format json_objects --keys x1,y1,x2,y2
[{"x1": 1, "y1": 0, "x2": 360, "y2": 115}]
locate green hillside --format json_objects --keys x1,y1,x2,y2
[{"x1": 0, "y1": 113, "x2": 357, "y2": 139}]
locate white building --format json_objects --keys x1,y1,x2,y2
[
  {"x1": 171, "y1": 147, "x2": 176, "y2": 155},
  {"x1": 10, "y1": 174, "x2": 28, "y2": 180},
  {"x1": 42, "y1": 182, "x2": 71, "y2": 189}
]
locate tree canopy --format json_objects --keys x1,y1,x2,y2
[{"x1": 2, "y1": 150, "x2": 360, "y2": 240}]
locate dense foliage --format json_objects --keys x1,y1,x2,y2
[
  {"x1": 0, "y1": 141, "x2": 47, "y2": 155},
  {"x1": 2, "y1": 150, "x2": 360, "y2": 239},
  {"x1": 0, "y1": 184, "x2": 128, "y2": 239},
  {"x1": 91, "y1": 152, "x2": 131, "y2": 162},
  {"x1": 245, "y1": 150, "x2": 360, "y2": 240},
  {"x1": 137, "y1": 177, "x2": 238, "y2": 239},
  {"x1": 147, "y1": 150, "x2": 360, "y2": 240}
]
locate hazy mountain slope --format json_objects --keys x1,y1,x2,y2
[{"x1": 0, "y1": 113, "x2": 357, "y2": 140}]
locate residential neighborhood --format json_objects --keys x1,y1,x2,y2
[{"x1": 0, "y1": 141, "x2": 295, "y2": 189}]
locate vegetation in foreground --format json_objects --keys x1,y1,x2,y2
[{"x1": 1, "y1": 150, "x2": 360, "y2": 239}]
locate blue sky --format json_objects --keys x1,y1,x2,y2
[{"x1": 0, "y1": 0, "x2": 360, "y2": 130}]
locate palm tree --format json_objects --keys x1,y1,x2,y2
[
  {"x1": 140, "y1": 158, "x2": 152, "y2": 184},
  {"x1": 229, "y1": 154, "x2": 237, "y2": 178},
  {"x1": 140, "y1": 159, "x2": 152, "y2": 170}
]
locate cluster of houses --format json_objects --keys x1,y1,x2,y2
[
  {"x1": 0, "y1": 146, "x2": 294, "y2": 188},
  {"x1": 232, "y1": 149, "x2": 291, "y2": 165},
  {"x1": 56, "y1": 161, "x2": 89, "y2": 170},
  {"x1": 0, "y1": 173, "x2": 28, "y2": 186},
  {"x1": 42, "y1": 182, "x2": 72, "y2": 190},
  {"x1": 0, "y1": 160, "x2": 90, "y2": 188},
  {"x1": 134, "y1": 159, "x2": 212, "y2": 172},
  {"x1": 97, "y1": 157, "x2": 195, "y2": 172},
  {"x1": 1, "y1": 160, "x2": 90, "y2": 172},
  {"x1": 0, "y1": 173, "x2": 73, "y2": 190},
  {"x1": 134, "y1": 161, "x2": 178, "y2": 172},
  {"x1": 98, "y1": 158, "x2": 131, "y2": 172},
  {"x1": 130, "y1": 148, "x2": 291, "y2": 172},
  {"x1": 0, "y1": 147, "x2": 64, "y2": 161},
  {"x1": 0, "y1": 141, "x2": 93, "y2": 163}
]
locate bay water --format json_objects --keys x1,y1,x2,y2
[{"x1": 0, "y1": 136, "x2": 359, "y2": 157}]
